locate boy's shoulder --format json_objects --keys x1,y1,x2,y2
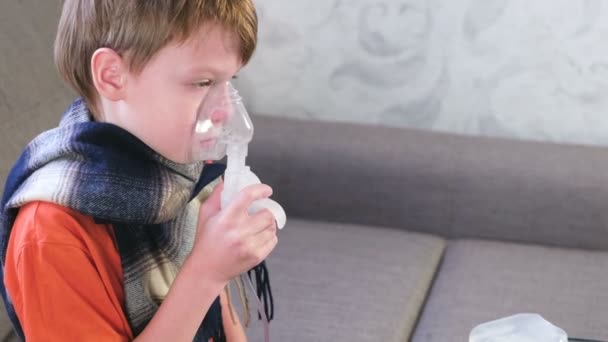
[{"x1": 11, "y1": 201, "x2": 115, "y2": 253}]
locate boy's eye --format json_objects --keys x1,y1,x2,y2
[
  {"x1": 193, "y1": 80, "x2": 213, "y2": 88},
  {"x1": 192, "y1": 76, "x2": 238, "y2": 88}
]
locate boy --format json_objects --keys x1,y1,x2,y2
[{"x1": 0, "y1": 0, "x2": 278, "y2": 341}]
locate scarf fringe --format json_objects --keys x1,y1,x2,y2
[
  {"x1": 233, "y1": 260, "x2": 274, "y2": 326},
  {"x1": 248, "y1": 261, "x2": 274, "y2": 321}
]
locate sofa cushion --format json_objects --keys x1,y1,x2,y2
[
  {"x1": 412, "y1": 239, "x2": 608, "y2": 341},
  {"x1": 244, "y1": 219, "x2": 445, "y2": 342}
]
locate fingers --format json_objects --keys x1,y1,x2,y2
[
  {"x1": 205, "y1": 183, "x2": 278, "y2": 266},
  {"x1": 248, "y1": 209, "x2": 277, "y2": 235},
  {"x1": 254, "y1": 229, "x2": 278, "y2": 262},
  {"x1": 199, "y1": 181, "x2": 224, "y2": 222},
  {"x1": 243, "y1": 223, "x2": 278, "y2": 264},
  {"x1": 238, "y1": 210, "x2": 277, "y2": 264},
  {"x1": 223, "y1": 184, "x2": 272, "y2": 217}
]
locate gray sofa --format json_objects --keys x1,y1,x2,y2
[
  {"x1": 249, "y1": 116, "x2": 608, "y2": 341},
  {"x1": 1, "y1": 1, "x2": 607, "y2": 341}
]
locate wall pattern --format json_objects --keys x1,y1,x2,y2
[{"x1": 236, "y1": 0, "x2": 608, "y2": 145}]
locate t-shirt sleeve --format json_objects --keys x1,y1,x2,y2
[{"x1": 4, "y1": 202, "x2": 133, "y2": 341}]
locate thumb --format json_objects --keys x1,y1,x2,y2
[{"x1": 199, "y1": 181, "x2": 224, "y2": 223}]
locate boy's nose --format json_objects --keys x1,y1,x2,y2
[{"x1": 211, "y1": 109, "x2": 228, "y2": 124}]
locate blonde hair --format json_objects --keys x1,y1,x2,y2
[{"x1": 54, "y1": 0, "x2": 257, "y2": 116}]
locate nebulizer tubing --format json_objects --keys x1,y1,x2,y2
[{"x1": 192, "y1": 81, "x2": 285, "y2": 341}]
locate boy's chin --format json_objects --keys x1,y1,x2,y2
[
  {"x1": 156, "y1": 150, "x2": 199, "y2": 165},
  {"x1": 155, "y1": 145, "x2": 222, "y2": 165}
]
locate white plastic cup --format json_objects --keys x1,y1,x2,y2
[{"x1": 469, "y1": 313, "x2": 568, "y2": 342}]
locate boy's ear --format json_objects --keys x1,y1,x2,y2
[{"x1": 91, "y1": 48, "x2": 128, "y2": 101}]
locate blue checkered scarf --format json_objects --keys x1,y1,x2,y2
[{"x1": 0, "y1": 98, "x2": 238, "y2": 340}]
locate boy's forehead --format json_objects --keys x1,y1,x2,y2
[
  {"x1": 187, "y1": 23, "x2": 240, "y2": 56},
  {"x1": 166, "y1": 23, "x2": 242, "y2": 76}
]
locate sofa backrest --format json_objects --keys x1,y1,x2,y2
[
  {"x1": 249, "y1": 115, "x2": 608, "y2": 251},
  {"x1": 0, "y1": 1, "x2": 74, "y2": 194}
]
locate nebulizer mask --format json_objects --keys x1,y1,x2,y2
[{"x1": 192, "y1": 81, "x2": 285, "y2": 341}]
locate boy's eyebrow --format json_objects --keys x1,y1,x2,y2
[{"x1": 184, "y1": 65, "x2": 237, "y2": 79}]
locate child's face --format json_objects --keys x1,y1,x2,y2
[{"x1": 106, "y1": 23, "x2": 242, "y2": 163}]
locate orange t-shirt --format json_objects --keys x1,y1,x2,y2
[{"x1": 4, "y1": 201, "x2": 133, "y2": 341}]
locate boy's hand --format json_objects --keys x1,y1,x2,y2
[{"x1": 192, "y1": 181, "x2": 278, "y2": 285}]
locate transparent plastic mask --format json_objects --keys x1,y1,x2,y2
[
  {"x1": 191, "y1": 81, "x2": 253, "y2": 162},
  {"x1": 192, "y1": 81, "x2": 279, "y2": 342}
]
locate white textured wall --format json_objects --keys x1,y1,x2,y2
[{"x1": 236, "y1": 0, "x2": 608, "y2": 145}]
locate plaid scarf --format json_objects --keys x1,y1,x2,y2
[{"x1": 0, "y1": 98, "x2": 272, "y2": 341}]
